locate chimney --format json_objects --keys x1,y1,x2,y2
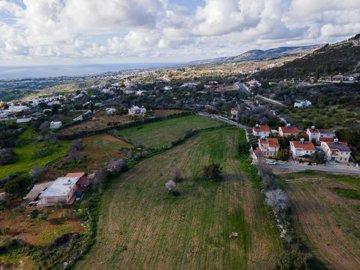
[
  {"x1": 286, "y1": 123, "x2": 292, "y2": 128},
  {"x1": 311, "y1": 126, "x2": 316, "y2": 130},
  {"x1": 300, "y1": 138, "x2": 305, "y2": 144},
  {"x1": 256, "y1": 124, "x2": 260, "y2": 128},
  {"x1": 334, "y1": 138, "x2": 339, "y2": 144}
]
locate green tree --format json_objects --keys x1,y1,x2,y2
[
  {"x1": 202, "y1": 163, "x2": 222, "y2": 182},
  {"x1": 276, "y1": 149, "x2": 290, "y2": 161}
]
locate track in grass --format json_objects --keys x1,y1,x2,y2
[
  {"x1": 112, "y1": 114, "x2": 223, "y2": 149},
  {"x1": 284, "y1": 172, "x2": 360, "y2": 270},
  {"x1": 77, "y1": 127, "x2": 281, "y2": 270}
]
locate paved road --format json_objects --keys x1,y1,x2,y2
[
  {"x1": 272, "y1": 162, "x2": 360, "y2": 176},
  {"x1": 198, "y1": 112, "x2": 249, "y2": 130},
  {"x1": 255, "y1": 94, "x2": 287, "y2": 107}
]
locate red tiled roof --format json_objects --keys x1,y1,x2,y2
[
  {"x1": 259, "y1": 138, "x2": 279, "y2": 148},
  {"x1": 279, "y1": 126, "x2": 300, "y2": 134},
  {"x1": 253, "y1": 125, "x2": 270, "y2": 133},
  {"x1": 66, "y1": 172, "x2": 86, "y2": 178},
  {"x1": 319, "y1": 137, "x2": 335, "y2": 143},
  {"x1": 291, "y1": 141, "x2": 315, "y2": 151}
]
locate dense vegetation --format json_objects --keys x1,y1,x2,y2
[{"x1": 257, "y1": 36, "x2": 360, "y2": 80}]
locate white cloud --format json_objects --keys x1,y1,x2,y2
[{"x1": 0, "y1": 0, "x2": 359, "y2": 64}]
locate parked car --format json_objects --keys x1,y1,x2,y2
[{"x1": 266, "y1": 160, "x2": 278, "y2": 165}]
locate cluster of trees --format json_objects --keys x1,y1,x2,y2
[
  {"x1": 202, "y1": 163, "x2": 222, "y2": 182},
  {"x1": 0, "y1": 122, "x2": 22, "y2": 148},
  {"x1": 0, "y1": 148, "x2": 17, "y2": 165}
]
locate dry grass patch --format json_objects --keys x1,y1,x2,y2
[{"x1": 284, "y1": 172, "x2": 360, "y2": 270}]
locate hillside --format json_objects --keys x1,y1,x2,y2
[
  {"x1": 190, "y1": 45, "x2": 319, "y2": 65},
  {"x1": 257, "y1": 34, "x2": 360, "y2": 80}
]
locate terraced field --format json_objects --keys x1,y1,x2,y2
[
  {"x1": 284, "y1": 172, "x2": 360, "y2": 270},
  {"x1": 77, "y1": 127, "x2": 282, "y2": 270},
  {"x1": 112, "y1": 114, "x2": 223, "y2": 149}
]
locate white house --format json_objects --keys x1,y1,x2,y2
[
  {"x1": 50, "y1": 121, "x2": 62, "y2": 130},
  {"x1": 106, "y1": 108, "x2": 117, "y2": 116},
  {"x1": 258, "y1": 137, "x2": 280, "y2": 158},
  {"x1": 290, "y1": 139, "x2": 316, "y2": 159},
  {"x1": 294, "y1": 100, "x2": 312, "y2": 108},
  {"x1": 38, "y1": 173, "x2": 86, "y2": 206},
  {"x1": 16, "y1": 118, "x2": 32, "y2": 124},
  {"x1": 5, "y1": 105, "x2": 29, "y2": 114},
  {"x1": 321, "y1": 139, "x2": 351, "y2": 163},
  {"x1": 306, "y1": 126, "x2": 336, "y2": 143},
  {"x1": 128, "y1": 105, "x2": 146, "y2": 116},
  {"x1": 252, "y1": 124, "x2": 270, "y2": 137}
]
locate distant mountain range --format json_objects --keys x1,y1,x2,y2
[
  {"x1": 256, "y1": 34, "x2": 360, "y2": 80},
  {"x1": 190, "y1": 45, "x2": 320, "y2": 65}
]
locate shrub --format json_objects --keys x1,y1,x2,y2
[
  {"x1": 4, "y1": 176, "x2": 31, "y2": 197},
  {"x1": 0, "y1": 148, "x2": 17, "y2": 165},
  {"x1": 30, "y1": 209, "x2": 39, "y2": 219},
  {"x1": 202, "y1": 163, "x2": 222, "y2": 182}
]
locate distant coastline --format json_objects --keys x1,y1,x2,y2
[{"x1": 0, "y1": 63, "x2": 181, "y2": 80}]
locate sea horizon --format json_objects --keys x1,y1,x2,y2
[{"x1": 0, "y1": 62, "x2": 183, "y2": 80}]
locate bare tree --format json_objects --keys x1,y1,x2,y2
[
  {"x1": 106, "y1": 160, "x2": 127, "y2": 174},
  {"x1": 171, "y1": 167, "x2": 183, "y2": 183},
  {"x1": 165, "y1": 180, "x2": 176, "y2": 192},
  {"x1": 265, "y1": 189, "x2": 290, "y2": 214},
  {"x1": 68, "y1": 139, "x2": 84, "y2": 162},
  {"x1": 91, "y1": 168, "x2": 108, "y2": 193},
  {"x1": 29, "y1": 165, "x2": 46, "y2": 182}
]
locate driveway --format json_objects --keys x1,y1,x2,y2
[{"x1": 271, "y1": 161, "x2": 360, "y2": 176}]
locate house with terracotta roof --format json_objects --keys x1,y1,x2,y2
[
  {"x1": 258, "y1": 138, "x2": 280, "y2": 158},
  {"x1": 278, "y1": 124, "x2": 301, "y2": 137},
  {"x1": 290, "y1": 139, "x2": 316, "y2": 160},
  {"x1": 306, "y1": 126, "x2": 336, "y2": 143},
  {"x1": 320, "y1": 139, "x2": 351, "y2": 163},
  {"x1": 252, "y1": 124, "x2": 270, "y2": 137}
]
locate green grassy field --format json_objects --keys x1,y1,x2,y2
[
  {"x1": 0, "y1": 129, "x2": 69, "y2": 179},
  {"x1": 112, "y1": 115, "x2": 224, "y2": 149},
  {"x1": 77, "y1": 126, "x2": 282, "y2": 270},
  {"x1": 282, "y1": 172, "x2": 360, "y2": 270}
]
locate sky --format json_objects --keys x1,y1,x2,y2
[{"x1": 0, "y1": 0, "x2": 359, "y2": 66}]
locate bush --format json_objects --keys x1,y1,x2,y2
[
  {"x1": 4, "y1": 176, "x2": 31, "y2": 197},
  {"x1": 202, "y1": 163, "x2": 222, "y2": 182},
  {"x1": 30, "y1": 209, "x2": 39, "y2": 219},
  {"x1": 238, "y1": 141, "x2": 250, "y2": 156},
  {"x1": 0, "y1": 148, "x2": 17, "y2": 165}
]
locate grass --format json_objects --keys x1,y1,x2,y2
[
  {"x1": 82, "y1": 134, "x2": 132, "y2": 170},
  {"x1": 335, "y1": 188, "x2": 360, "y2": 200},
  {"x1": 76, "y1": 126, "x2": 282, "y2": 270},
  {"x1": 112, "y1": 115, "x2": 224, "y2": 149},
  {"x1": 282, "y1": 172, "x2": 360, "y2": 269},
  {"x1": 57, "y1": 110, "x2": 187, "y2": 137},
  {"x1": 0, "y1": 129, "x2": 69, "y2": 179}
]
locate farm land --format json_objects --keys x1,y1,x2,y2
[
  {"x1": 112, "y1": 114, "x2": 224, "y2": 149},
  {"x1": 57, "y1": 109, "x2": 187, "y2": 137},
  {"x1": 282, "y1": 171, "x2": 360, "y2": 270},
  {"x1": 77, "y1": 126, "x2": 282, "y2": 269}
]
